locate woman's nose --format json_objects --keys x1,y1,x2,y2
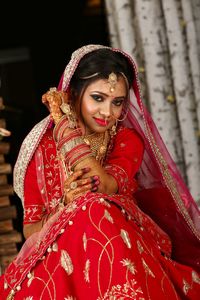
[{"x1": 100, "y1": 103, "x2": 112, "y2": 117}]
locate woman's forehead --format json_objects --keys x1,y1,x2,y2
[{"x1": 84, "y1": 77, "x2": 127, "y2": 96}]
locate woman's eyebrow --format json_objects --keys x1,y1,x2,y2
[{"x1": 91, "y1": 91, "x2": 126, "y2": 99}]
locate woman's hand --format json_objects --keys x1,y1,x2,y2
[
  {"x1": 63, "y1": 167, "x2": 100, "y2": 204},
  {"x1": 42, "y1": 88, "x2": 68, "y2": 124}
]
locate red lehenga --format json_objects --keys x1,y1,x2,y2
[{"x1": 0, "y1": 44, "x2": 200, "y2": 300}]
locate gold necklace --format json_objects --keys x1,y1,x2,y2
[{"x1": 83, "y1": 131, "x2": 110, "y2": 164}]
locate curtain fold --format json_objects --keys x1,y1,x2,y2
[{"x1": 104, "y1": 0, "x2": 200, "y2": 204}]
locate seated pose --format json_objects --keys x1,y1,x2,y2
[{"x1": 0, "y1": 44, "x2": 200, "y2": 299}]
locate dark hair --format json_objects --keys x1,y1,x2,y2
[{"x1": 70, "y1": 48, "x2": 134, "y2": 97}]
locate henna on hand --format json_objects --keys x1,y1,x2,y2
[
  {"x1": 42, "y1": 88, "x2": 69, "y2": 124},
  {"x1": 63, "y1": 168, "x2": 100, "y2": 204}
]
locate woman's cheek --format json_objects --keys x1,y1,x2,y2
[{"x1": 113, "y1": 107, "x2": 123, "y2": 119}]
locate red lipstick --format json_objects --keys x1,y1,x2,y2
[{"x1": 93, "y1": 117, "x2": 108, "y2": 126}]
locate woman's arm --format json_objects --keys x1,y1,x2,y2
[
  {"x1": 23, "y1": 220, "x2": 43, "y2": 240},
  {"x1": 72, "y1": 127, "x2": 144, "y2": 195},
  {"x1": 74, "y1": 156, "x2": 118, "y2": 194}
]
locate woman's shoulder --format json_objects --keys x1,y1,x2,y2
[{"x1": 116, "y1": 125, "x2": 144, "y2": 146}]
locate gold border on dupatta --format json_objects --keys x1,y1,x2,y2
[{"x1": 144, "y1": 122, "x2": 200, "y2": 241}]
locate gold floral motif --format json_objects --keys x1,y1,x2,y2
[
  {"x1": 104, "y1": 209, "x2": 114, "y2": 223},
  {"x1": 120, "y1": 229, "x2": 132, "y2": 249},
  {"x1": 121, "y1": 258, "x2": 137, "y2": 274},
  {"x1": 83, "y1": 232, "x2": 87, "y2": 251},
  {"x1": 83, "y1": 259, "x2": 90, "y2": 282},
  {"x1": 27, "y1": 272, "x2": 35, "y2": 287},
  {"x1": 141, "y1": 258, "x2": 155, "y2": 278},
  {"x1": 60, "y1": 250, "x2": 73, "y2": 275},
  {"x1": 98, "y1": 197, "x2": 111, "y2": 207},
  {"x1": 99, "y1": 279, "x2": 144, "y2": 299},
  {"x1": 65, "y1": 202, "x2": 77, "y2": 212},
  {"x1": 136, "y1": 240, "x2": 144, "y2": 254}
]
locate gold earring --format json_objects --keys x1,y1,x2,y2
[
  {"x1": 110, "y1": 120, "x2": 118, "y2": 137},
  {"x1": 60, "y1": 98, "x2": 77, "y2": 128}
]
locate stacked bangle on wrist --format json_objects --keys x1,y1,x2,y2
[
  {"x1": 56, "y1": 129, "x2": 93, "y2": 174},
  {"x1": 53, "y1": 110, "x2": 94, "y2": 174},
  {"x1": 53, "y1": 115, "x2": 69, "y2": 142}
]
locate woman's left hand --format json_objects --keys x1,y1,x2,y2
[
  {"x1": 42, "y1": 88, "x2": 68, "y2": 124},
  {"x1": 63, "y1": 168, "x2": 100, "y2": 204}
]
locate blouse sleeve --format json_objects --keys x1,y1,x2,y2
[
  {"x1": 23, "y1": 153, "x2": 46, "y2": 224},
  {"x1": 105, "y1": 127, "x2": 144, "y2": 194}
]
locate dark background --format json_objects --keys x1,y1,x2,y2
[{"x1": 0, "y1": 0, "x2": 109, "y2": 246}]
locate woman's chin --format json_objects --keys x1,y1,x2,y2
[{"x1": 85, "y1": 126, "x2": 109, "y2": 135}]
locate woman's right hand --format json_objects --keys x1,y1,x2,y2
[{"x1": 63, "y1": 167, "x2": 100, "y2": 204}]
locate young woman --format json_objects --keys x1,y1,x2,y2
[{"x1": 0, "y1": 44, "x2": 200, "y2": 299}]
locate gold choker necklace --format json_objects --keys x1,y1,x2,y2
[{"x1": 83, "y1": 131, "x2": 110, "y2": 165}]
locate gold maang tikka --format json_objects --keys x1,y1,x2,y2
[{"x1": 108, "y1": 72, "x2": 118, "y2": 92}]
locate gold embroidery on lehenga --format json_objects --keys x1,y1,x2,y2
[
  {"x1": 104, "y1": 209, "x2": 114, "y2": 223},
  {"x1": 182, "y1": 271, "x2": 200, "y2": 295},
  {"x1": 88, "y1": 200, "x2": 117, "y2": 297},
  {"x1": 192, "y1": 270, "x2": 200, "y2": 284},
  {"x1": 60, "y1": 250, "x2": 73, "y2": 275},
  {"x1": 27, "y1": 272, "x2": 35, "y2": 287},
  {"x1": 121, "y1": 258, "x2": 137, "y2": 274},
  {"x1": 64, "y1": 296, "x2": 76, "y2": 300},
  {"x1": 183, "y1": 279, "x2": 191, "y2": 295},
  {"x1": 65, "y1": 202, "x2": 77, "y2": 212},
  {"x1": 120, "y1": 229, "x2": 132, "y2": 249},
  {"x1": 6, "y1": 290, "x2": 15, "y2": 300},
  {"x1": 141, "y1": 258, "x2": 155, "y2": 278},
  {"x1": 83, "y1": 259, "x2": 90, "y2": 282},
  {"x1": 83, "y1": 232, "x2": 87, "y2": 251},
  {"x1": 136, "y1": 240, "x2": 144, "y2": 254},
  {"x1": 98, "y1": 197, "x2": 111, "y2": 207},
  {"x1": 99, "y1": 279, "x2": 144, "y2": 299}
]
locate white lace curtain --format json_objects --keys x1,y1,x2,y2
[{"x1": 104, "y1": 0, "x2": 200, "y2": 204}]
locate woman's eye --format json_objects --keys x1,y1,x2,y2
[
  {"x1": 91, "y1": 94, "x2": 103, "y2": 102},
  {"x1": 113, "y1": 99, "x2": 123, "y2": 106}
]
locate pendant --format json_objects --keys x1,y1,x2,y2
[
  {"x1": 83, "y1": 138, "x2": 90, "y2": 145},
  {"x1": 99, "y1": 145, "x2": 106, "y2": 154}
]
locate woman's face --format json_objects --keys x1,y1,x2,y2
[{"x1": 79, "y1": 76, "x2": 127, "y2": 134}]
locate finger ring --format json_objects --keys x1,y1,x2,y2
[{"x1": 70, "y1": 181, "x2": 78, "y2": 190}]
